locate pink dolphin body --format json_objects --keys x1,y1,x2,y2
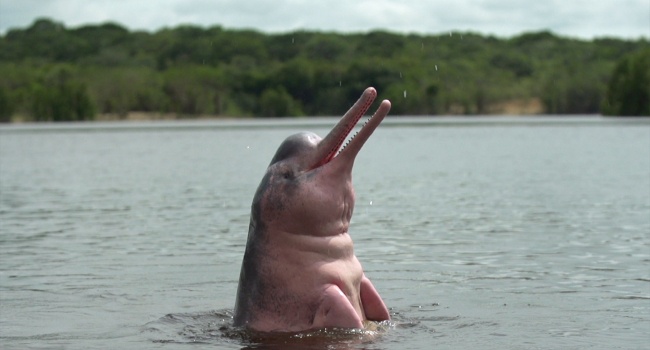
[{"x1": 233, "y1": 87, "x2": 391, "y2": 332}]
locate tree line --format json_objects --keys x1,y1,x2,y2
[{"x1": 0, "y1": 18, "x2": 648, "y2": 122}]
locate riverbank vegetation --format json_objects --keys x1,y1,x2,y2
[{"x1": 0, "y1": 18, "x2": 648, "y2": 122}]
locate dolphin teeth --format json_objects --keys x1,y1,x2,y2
[{"x1": 337, "y1": 114, "x2": 375, "y2": 156}]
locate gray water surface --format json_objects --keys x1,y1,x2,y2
[{"x1": 1, "y1": 117, "x2": 649, "y2": 349}]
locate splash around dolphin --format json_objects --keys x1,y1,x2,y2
[{"x1": 233, "y1": 87, "x2": 391, "y2": 332}]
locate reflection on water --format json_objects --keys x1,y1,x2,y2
[{"x1": 1, "y1": 117, "x2": 649, "y2": 349}]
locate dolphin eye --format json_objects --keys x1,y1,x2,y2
[{"x1": 282, "y1": 170, "x2": 293, "y2": 180}]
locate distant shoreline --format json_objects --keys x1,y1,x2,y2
[
  {"x1": 96, "y1": 98, "x2": 545, "y2": 121},
  {"x1": 4, "y1": 98, "x2": 548, "y2": 123},
  {"x1": 98, "y1": 98, "x2": 545, "y2": 119}
]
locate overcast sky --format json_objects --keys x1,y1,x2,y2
[{"x1": 1, "y1": 0, "x2": 648, "y2": 39}]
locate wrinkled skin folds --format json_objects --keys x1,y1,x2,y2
[{"x1": 233, "y1": 87, "x2": 391, "y2": 332}]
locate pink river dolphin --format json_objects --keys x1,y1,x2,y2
[{"x1": 233, "y1": 87, "x2": 391, "y2": 332}]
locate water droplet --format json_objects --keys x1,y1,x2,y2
[
  {"x1": 369, "y1": 200, "x2": 373, "y2": 205},
  {"x1": 403, "y1": 90, "x2": 407, "y2": 98},
  {"x1": 399, "y1": 71, "x2": 402, "y2": 78},
  {"x1": 435, "y1": 65, "x2": 438, "y2": 71}
]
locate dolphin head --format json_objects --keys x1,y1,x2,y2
[{"x1": 250, "y1": 87, "x2": 391, "y2": 237}]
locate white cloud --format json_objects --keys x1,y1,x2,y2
[{"x1": 1, "y1": 0, "x2": 648, "y2": 39}]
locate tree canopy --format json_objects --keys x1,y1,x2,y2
[
  {"x1": 0, "y1": 18, "x2": 648, "y2": 122},
  {"x1": 601, "y1": 49, "x2": 650, "y2": 116}
]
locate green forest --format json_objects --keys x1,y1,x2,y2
[{"x1": 0, "y1": 18, "x2": 648, "y2": 122}]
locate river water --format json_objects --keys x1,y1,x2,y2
[{"x1": 1, "y1": 116, "x2": 649, "y2": 349}]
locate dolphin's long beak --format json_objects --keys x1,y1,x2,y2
[{"x1": 310, "y1": 87, "x2": 391, "y2": 170}]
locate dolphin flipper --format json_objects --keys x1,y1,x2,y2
[
  {"x1": 360, "y1": 275, "x2": 390, "y2": 321},
  {"x1": 313, "y1": 284, "x2": 364, "y2": 329}
]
